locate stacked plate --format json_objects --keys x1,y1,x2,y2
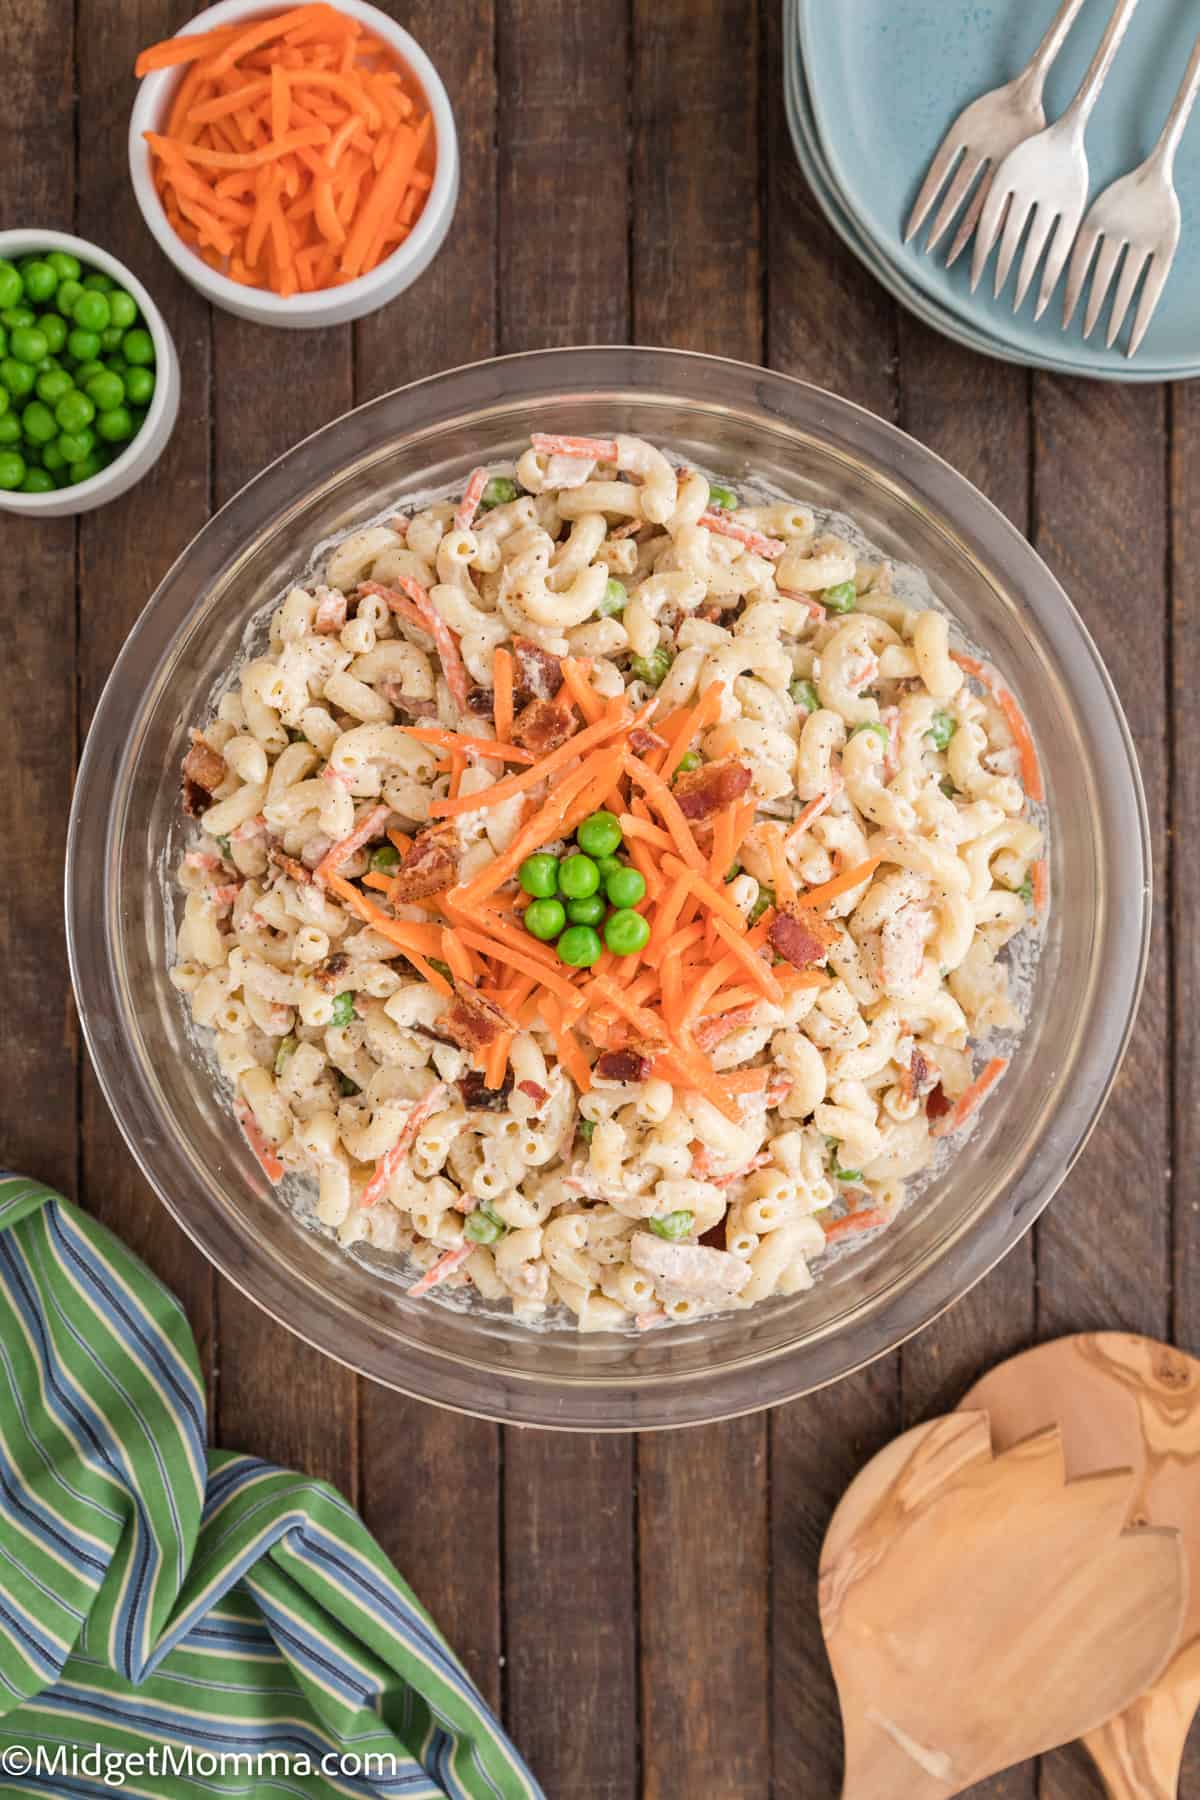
[{"x1": 785, "y1": 0, "x2": 1200, "y2": 382}]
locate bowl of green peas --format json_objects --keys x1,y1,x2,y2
[{"x1": 0, "y1": 230, "x2": 180, "y2": 516}]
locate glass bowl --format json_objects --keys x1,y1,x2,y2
[{"x1": 66, "y1": 347, "x2": 1149, "y2": 1430}]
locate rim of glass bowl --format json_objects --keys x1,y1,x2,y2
[{"x1": 65, "y1": 346, "x2": 1150, "y2": 1430}]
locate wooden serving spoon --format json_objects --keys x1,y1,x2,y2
[
  {"x1": 963, "y1": 1333, "x2": 1200, "y2": 1799},
  {"x1": 819, "y1": 1411, "x2": 1186, "y2": 1799}
]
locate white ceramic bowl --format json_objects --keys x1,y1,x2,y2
[
  {"x1": 0, "y1": 229, "x2": 180, "y2": 519},
  {"x1": 128, "y1": 0, "x2": 459, "y2": 328}
]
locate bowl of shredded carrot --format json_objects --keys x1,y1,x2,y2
[{"x1": 128, "y1": 0, "x2": 458, "y2": 326}]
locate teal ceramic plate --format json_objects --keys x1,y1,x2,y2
[{"x1": 797, "y1": 0, "x2": 1200, "y2": 377}]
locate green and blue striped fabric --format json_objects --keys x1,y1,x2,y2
[{"x1": 0, "y1": 1174, "x2": 542, "y2": 1799}]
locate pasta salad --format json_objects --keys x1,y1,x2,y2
[{"x1": 170, "y1": 431, "x2": 1046, "y2": 1330}]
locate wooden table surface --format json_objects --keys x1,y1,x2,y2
[{"x1": 5, "y1": 2, "x2": 1196, "y2": 1796}]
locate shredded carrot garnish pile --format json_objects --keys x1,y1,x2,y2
[{"x1": 135, "y1": 4, "x2": 435, "y2": 297}]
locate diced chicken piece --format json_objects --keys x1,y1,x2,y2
[
  {"x1": 673, "y1": 756, "x2": 752, "y2": 822},
  {"x1": 631, "y1": 1232, "x2": 753, "y2": 1300}
]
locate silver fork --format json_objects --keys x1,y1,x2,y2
[
  {"x1": 970, "y1": 0, "x2": 1141, "y2": 313},
  {"x1": 903, "y1": 0, "x2": 1087, "y2": 265},
  {"x1": 1062, "y1": 32, "x2": 1200, "y2": 355}
]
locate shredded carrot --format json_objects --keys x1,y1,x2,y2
[
  {"x1": 361, "y1": 871, "x2": 393, "y2": 893},
  {"x1": 761, "y1": 824, "x2": 797, "y2": 908},
  {"x1": 400, "y1": 727, "x2": 532, "y2": 764},
  {"x1": 620, "y1": 813, "x2": 675, "y2": 854},
  {"x1": 409, "y1": 1243, "x2": 474, "y2": 1296},
  {"x1": 623, "y1": 755, "x2": 706, "y2": 871},
  {"x1": 711, "y1": 918, "x2": 783, "y2": 1005},
  {"x1": 441, "y1": 926, "x2": 476, "y2": 986},
  {"x1": 483, "y1": 1030, "x2": 513, "y2": 1090},
  {"x1": 931, "y1": 1057, "x2": 1009, "y2": 1139},
  {"x1": 312, "y1": 802, "x2": 392, "y2": 888},
  {"x1": 387, "y1": 829, "x2": 413, "y2": 857},
  {"x1": 1031, "y1": 857, "x2": 1049, "y2": 915},
  {"x1": 823, "y1": 1207, "x2": 889, "y2": 1244},
  {"x1": 559, "y1": 658, "x2": 606, "y2": 725},
  {"x1": 658, "y1": 682, "x2": 724, "y2": 779},
  {"x1": 785, "y1": 783, "x2": 841, "y2": 849},
  {"x1": 136, "y1": 11, "x2": 435, "y2": 298},
  {"x1": 433, "y1": 706, "x2": 630, "y2": 819},
  {"x1": 492, "y1": 647, "x2": 514, "y2": 745},
  {"x1": 236, "y1": 1101, "x2": 285, "y2": 1184},
  {"x1": 455, "y1": 928, "x2": 583, "y2": 1004},
  {"x1": 659, "y1": 854, "x2": 747, "y2": 933},
  {"x1": 951, "y1": 653, "x2": 1043, "y2": 803},
  {"x1": 800, "y1": 856, "x2": 883, "y2": 910},
  {"x1": 453, "y1": 748, "x2": 626, "y2": 905}
]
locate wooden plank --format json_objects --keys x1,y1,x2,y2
[
  {"x1": 0, "y1": 0, "x2": 77, "y2": 1207},
  {"x1": 74, "y1": 0, "x2": 218, "y2": 1391},
  {"x1": 1171, "y1": 378, "x2": 1200, "y2": 1800},
  {"x1": 763, "y1": 7, "x2": 903, "y2": 1796},
  {"x1": 496, "y1": 4, "x2": 636, "y2": 1794},
  {"x1": 631, "y1": 4, "x2": 770, "y2": 1796},
  {"x1": 354, "y1": 0, "x2": 504, "y2": 1711},
  {"x1": 1033, "y1": 374, "x2": 1170, "y2": 1800}
]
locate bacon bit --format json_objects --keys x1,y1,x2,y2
[
  {"x1": 313, "y1": 587, "x2": 347, "y2": 633},
  {"x1": 900, "y1": 1048, "x2": 935, "y2": 1104},
  {"x1": 409, "y1": 1242, "x2": 474, "y2": 1297},
  {"x1": 313, "y1": 802, "x2": 392, "y2": 888},
  {"x1": 361, "y1": 1083, "x2": 449, "y2": 1210},
  {"x1": 531, "y1": 432, "x2": 617, "y2": 461},
  {"x1": 512, "y1": 636, "x2": 563, "y2": 704},
  {"x1": 692, "y1": 1003, "x2": 758, "y2": 1054},
  {"x1": 698, "y1": 510, "x2": 785, "y2": 559},
  {"x1": 269, "y1": 847, "x2": 312, "y2": 885},
  {"x1": 465, "y1": 685, "x2": 495, "y2": 717},
  {"x1": 768, "y1": 906, "x2": 837, "y2": 969},
  {"x1": 459, "y1": 1069, "x2": 514, "y2": 1110},
  {"x1": 778, "y1": 585, "x2": 827, "y2": 622},
  {"x1": 184, "y1": 850, "x2": 222, "y2": 871},
  {"x1": 236, "y1": 1101, "x2": 284, "y2": 1185},
  {"x1": 455, "y1": 466, "x2": 488, "y2": 532},
  {"x1": 931, "y1": 1056, "x2": 1008, "y2": 1139},
  {"x1": 211, "y1": 883, "x2": 242, "y2": 906},
  {"x1": 629, "y1": 726, "x2": 667, "y2": 757},
  {"x1": 512, "y1": 696, "x2": 579, "y2": 757},
  {"x1": 389, "y1": 823, "x2": 461, "y2": 902},
  {"x1": 440, "y1": 984, "x2": 518, "y2": 1056},
  {"x1": 182, "y1": 738, "x2": 227, "y2": 798},
  {"x1": 673, "y1": 757, "x2": 753, "y2": 823},
  {"x1": 689, "y1": 1142, "x2": 713, "y2": 1179},
  {"x1": 518, "y1": 1079, "x2": 550, "y2": 1106},
  {"x1": 594, "y1": 1049, "x2": 653, "y2": 1083},
  {"x1": 925, "y1": 1082, "x2": 953, "y2": 1124}
]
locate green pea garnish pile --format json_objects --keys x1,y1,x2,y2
[{"x1": 519, "y1": 810, "x2": 650, "y2": 966}]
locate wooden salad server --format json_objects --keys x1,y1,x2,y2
[
  {"x1": 819, "y1": 1411, "x2": 1186, "y2": 1800},
  {"x1": 963, "y1": 1333, "x2": 1200, "y2": 1799}
]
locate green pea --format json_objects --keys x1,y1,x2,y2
[
  {"x1": 369, "y1": 844, "x2": 400, "y2": 873},
  {"x1": 429, "y1": 958, "x2": 453, "y2": 982},
  {"x1": 9, "y1": 325, "x2": 48, "y2": 364},
  {"x1": 108, "y1": 289, "x2": 138, "y2": 330},
  {"x1": 594, "y1": 854, "x2": 623, "y2": 884},
  {"x1": 597, "y1": 577, "x2": 627, "y2": 617},
  {"x1": 215, "y1": 835, "x2": 232, "y2": 858},
  {"x1": 519, "y1": 852, "x2": 559, "y2": 897},
  {"x1": 19, "y1": 466, "x2": 54, "y2": 493},
  {"x1": 82, "y1": 271, "x2": 114, "y2": 292},
  {"x1": 0, "y1": 451, "x2": 27, "y2": 490},
  {"x1": 1, "y1": 306, "x2": 35, "y2": 330},
  {"x1": 46, "y1": 251, "x2": 81, "y2": 282},
  {"x1": 41, "y1": 441, "x2": 65, "y2": 473},
  {"x1": 123, "y1": 365, "x2": 155, "y2": 406},
  {"x1": 72, "y1": 359, "x2": 105, "y2": 385},
  {"x1": 524, "y1": 897, "x2": 566, "y2": 941},
  {"x1": 100, "y1": 325, "x2": 125, "y2": 353},
  {"x1": 1, "y1": 358, "x2": 35, "y2": 398},
  {"x1": 122, "y1": 327, "x2": 155, "y2": 366},
  {"x1": 330, "y1": 991, "x2": 356, "y2": 1027},
  {"x1": 578, "y1": 1118, "x2": 595, "y2": 1143},
  {"x1": 56, "y1": 428, "x2": 95, "y2": 463},
  {"x1": 55, "y1": 390, "x2": 95, "y2": 434},
  {"x1": 630, "y1": 647, "x2": 672, "y2": 688},
  {"x1": 648, "y1": 1210, "x2": 693, "y2": 1241},
  {"x1": 0, "y1": 415, "x2": 20, "y2": 447},
  {"x1": 0, "y1": 264, "x2": 24, "y2": 309},
  {"x1": 21, "y1": 260, "x2": 57, "y2": 304},
  {"x1": 559, "y1": 853, "x2": 600, "y2": 900},
  {"x1": 927, "y1": 710, "x2": 956, "y2": 751},
  {"x1": 67, "y1": 327, "x2": 101, "y2": 363},
  {"x1": 577, "y1": 811, "x2": 622, "y2": 858},
  {"x1": 96, "y1": 405, "x2": 133, "y2": 444},
  {"x1": 21, "y1": 401, "x2": 57, "y2": 446},
  {"x1": 464, "y1": 1205, "x2": 506, "y2": 1244},
  {"x1": 675, "y1": 751, "x2": 701, "y2": 774},
  {"x1": 790, "y1": 678, "x2": 820, "y2": 713},
  {"x1": 1017, "y1": 872, "x2": 1034, "y2": 906},
  {"x1": 707, "y1": 482, "x2": 738, "y2": 510},
  {"x1": 850, "y1": 721, "x2": 889, "y2": 747},
  {"x1": 68, "y1": 451, "x2": 107, "y2": 485},
  {"x1": 604, "y1": 908, "x2": 650, "y2": 955},
  {"x1": 0, "y1": 385, "x2": 7, "y2": 416},
  {"x1": 35, "y1": 313, "x2": 68, "y2": 355},
  {"x1": 273, "y1": 1036, "x2": 298, "y2": 1076},
  {"x1": 556, "y1": 924, "x2": 602, "y2": 968},
  {"x1": 939, "y1": 775, "x2": 957, "y2": 800},
  {"x1": 565, "y1": 894, "x2": 605, "y2": 926},
  {"x1": 479, "y1": 475, "x2": 517, "y2": 510},
  {"x1": 833, "y1": 1164, "x2": 864, "y2": 1183},
  {"x1": 85, "y1": 370, "x2": 125, "y2": 412},
  {"x1": 605, "y1": 866, "x2": 646, "y2": 909},
  {"x1": 749, "y1": 883, "x2": 775, "y2": 925},
  {"x1": 55, "y1": 278, "x2": 85, "y2": 318},
  {"x1": 725, "y1": 862, "x2": 742, "y2": 882},
  {"x1": 823, "y1": 580, "x2": 857, "y2": 614},
  {"x1": 0, "y1": 327, "x2": 6, "y2": 361}
]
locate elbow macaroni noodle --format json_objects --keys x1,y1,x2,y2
[{"x1": 171, "y1": 433, "x2": 1046, "y2": 1330}]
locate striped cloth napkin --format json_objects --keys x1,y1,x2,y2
[{"x1": 0, "y1": 1174, "x2": 542, "y2": 1799}]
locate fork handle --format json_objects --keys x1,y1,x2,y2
[
  {"x1": 1151, "y1": 31, "x2": 1200, "y2": 178},
  {"x1": 1059, "y1": 0, "x2": 1141, "y2": 132},
  {"x1": 1017, "y1": 0, "x2": 1090, "y2": 104}
]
